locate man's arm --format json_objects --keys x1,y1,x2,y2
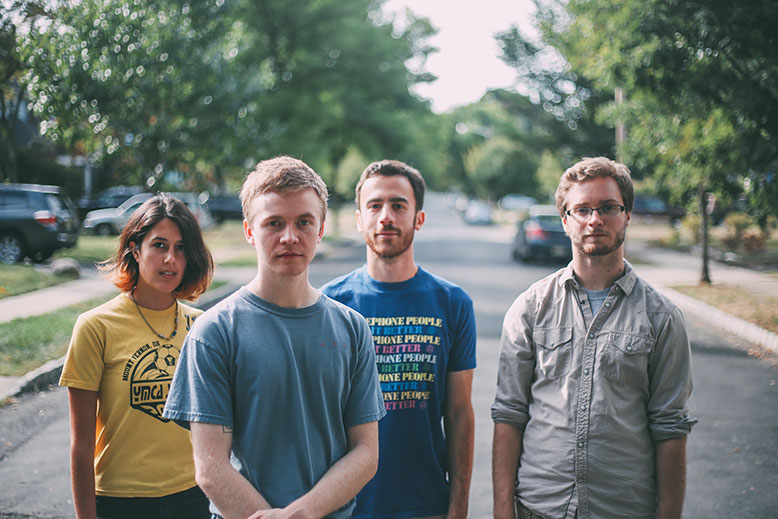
[
  {"x1": 655, "y1": 436, "x2": 687, "y2": 519},
  {"x1": 271, "y1": 421, "x2": 379, "y2": 519},
  {"x1": 444, "y1": 369, "x2": 475, "y2": 519},
  {"x1": 191, "y1": 422, "x2": 272, "y2": 519},
  {"x1": 492, "y1": 422, "x2": 523, "y2": 519}
]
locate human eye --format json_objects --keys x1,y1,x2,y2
[
  {"x1": 367, "y1": 202, "x2": 381, "y2": 211},
  {"x1": 152, "y1": 241, "x2": 166, "y2": 249},
  {"x1": 602, "y1": 205, "x2": 622, "y2": 215},
  {"x1": 392, "y1": 202, "x2": 406, "y2": 211},
  {"x1": 573, "y1": 207, "x2": 592, "y2": 217},
  {"x1": 175, "y1": 243, "x2": 185, "y2": 252}
]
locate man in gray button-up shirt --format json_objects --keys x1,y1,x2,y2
[{"x1": 492, "y1": 157, "x2": 696, "y2": 519}]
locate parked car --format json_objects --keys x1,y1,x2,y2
[
  {"x1": 76, "y1": 185, "x2": 145, "y2": 219},
  {"x1": 82, "y1": 192, "x2": 214, "y2": 235},
  {"x1": 463, "y1": 200, "x2": 493, "y2": 225},
  {"x1": 204, "y1": 192, "x2": 243, "y2": 223},
  {"x1": 0, "y1": 183, "x2": 80, "y2": 263},
  {"x1": 498, "y1": 193, "x2": 537, "y2": 212},
  {"x1": 631, "y1": 195, "x2": 686, "y2": 227},
  {"x1": 511, "y1": 204, "x2": 572, "y2": 264}
]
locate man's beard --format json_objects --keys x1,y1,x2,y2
[
  {"x1": 365, "y1": 227, "x2": 415, "y2": 259},
  {"x1": 575, "y1": 224, "x2": 627, "y2": 257}
]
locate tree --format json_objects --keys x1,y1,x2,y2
[{"x1": 498, "y1": 0, "x2": 778, "y2": 282}]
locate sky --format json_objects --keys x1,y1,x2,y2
[{"x1": 383, "y1": 0, "x2": 537, "y2": 113}]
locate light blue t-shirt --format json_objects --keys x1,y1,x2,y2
[
  {"x1": 163, "y1": 287, "x2": 385, "y2": 518},
  {"x1": 322, "y1": 266, "x2": 477, "y2": 519},
  {"x1": 585, "y1": 287, "x2": 611, "y2": 316}
]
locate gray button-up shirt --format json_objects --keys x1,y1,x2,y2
[{"x1": 492, "y1": 261, "x2": 696, "y2": 519}]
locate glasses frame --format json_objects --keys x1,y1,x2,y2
[{"x1": 564, "y1": 204, "x2": 626, "y2": 221}]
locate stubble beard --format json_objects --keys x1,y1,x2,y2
[
  {"x1": 575, "y1": 224, "x2": 627, "y2": 257},
  {"x1": 365, "y1": 228, "x2": 415, "y2": 260}
]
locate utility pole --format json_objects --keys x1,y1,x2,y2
[{"x1": 614, "y1": 87, "x2": 626, "y2": 160}]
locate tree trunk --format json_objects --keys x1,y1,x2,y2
[{"x1": 699, "y1": 184, "x2": 712, "y2": 284}]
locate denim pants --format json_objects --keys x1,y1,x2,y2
[{"x1": 95, "y1": 485, "x2": 210, "y2": 519}]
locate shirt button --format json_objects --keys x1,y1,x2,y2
[
  {"x1": 589, "y1": 333, "x2": 595, "y2": 338},
  {"x1": 580, "y1": 404, "x2": 587, "y2": 411},
  {"x1": 584, "y1": 368, "x2": 590, "y2": 375},
  {"x1": 577, "y1": 478, "x2": 583, "y2": 484},
  {"x1": 578, "y1": 442, "x2": 584, "y2": 447},
  {"x1": 626, "y1": 346, "x2": 633, "y2": 351},
  {"x1": 605, "y1": 302, "x2": 610, "y2": 307}
]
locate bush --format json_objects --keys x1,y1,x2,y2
[
  {"x1": 741, "y1": 230, "x2": 767, "y2": 254},
  {"x1": 682, "y1": 214, "x2": 701, "y2": 244}
]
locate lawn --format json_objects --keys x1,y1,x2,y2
[
  {"x1": 0, "y1": 263, "x2": 78, "y2": 300},
  {"x1": 670, "y1": 283, "x2": 778, "y2": 335}
]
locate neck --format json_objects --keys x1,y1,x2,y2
[
  {"x1": 247, "y1": 271, "x2": 319, "y2": 308},
  {"x1": 571, "y1": 249, "x2": 625, "y2": 290},
  {"x1": 365, "y1": 247, "x2": 418, "y2": 283},
  {"x1": 130, "y1": 285, "x2": 176, "y2": 310}
]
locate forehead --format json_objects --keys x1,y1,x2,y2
[
  {"x1": 360, "y1": 175, "x2": 415, "y2": 204},
  {"x1": 564, "y1": 176, "x2": 624, "y2": 206},
  {"x1": 248, "y1": 188, "x2": 324, "y2": 220},
  {"x1": 146, "y1": 217, "x2": 182, "y2": 241}
]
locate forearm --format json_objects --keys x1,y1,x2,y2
[
  {"x1": 492, "y1": 422, "x2": 523, "y2": 519},
  {"x1": 197, "y1": 459, "x2": 271, "y2": 519},
  {"x1": 70, "y1": 446, "x2": 96, "y2": 519},
  {"x1": 655, "y1": 436, "x2": 687, "y2": 519},
  {"x1": 285, "y1": 438, "x2": 377, "y2": 518},
  {"x1": 445, "y1": 406, "x2": 474, "y2": 519}
]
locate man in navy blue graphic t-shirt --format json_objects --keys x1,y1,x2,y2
[{"x1": 322, "y1": 160, "x2": 476, "y2": 519}]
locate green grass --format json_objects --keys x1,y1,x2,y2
[
  {"x1": 671, "y1": 283, "x2": 778, "y2": 335},
  {"x1": 0, "y1": 263, "x2": 78, "y2": 300},
  {"x1": 53, "y1": 234, "x2": 117, "y2": 265},
  {"x1": 0, "y1": 294, "x2": 116, "y2": 377}
]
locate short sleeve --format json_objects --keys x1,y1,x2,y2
[
  {"x1": 448, "y1": 290, "x2": 477, "y2": 372},
  {"x1": 343, "y1": 315, "x2": 386, "y2": 428},
  {"x1": 59, "y1": 314, "x2": 105, "y2": 391},
  {"x1": 163, "y1": 333, "x2": 234, "y2": 429}
]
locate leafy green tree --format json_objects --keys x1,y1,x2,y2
[{"x1": 499, "y1": 0, "x2": 778, "y2": 282}]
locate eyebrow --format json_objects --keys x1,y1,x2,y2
[
  {"x1": 366, "y1": 196, "x2": 409, "y2": 204},
  {"x1": 572, "y1": 198, "x2": 621, "y2": 207}
]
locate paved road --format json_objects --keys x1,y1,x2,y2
[{"x1": 1, "y1": 194, "x2": 777, "y2": 518}]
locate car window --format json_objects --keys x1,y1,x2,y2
[
  {"x1": 0, "y1": 191, "x2": 29, "y2": 209},
  {"x1": 46, "y1": 194, "x2": 64, "y2": 213}
]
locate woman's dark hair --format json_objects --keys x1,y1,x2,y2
[{"x1": 100, "y1": 193, "x2": 214, "y2": 300}]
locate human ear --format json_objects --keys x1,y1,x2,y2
[
  {"x1": 243, "y1": 219, "x2": 256, "y2": 246},
  {"x1": 355, "y1": 210, "x2": 363, "y2": 233}
]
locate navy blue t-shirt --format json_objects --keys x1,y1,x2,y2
[{"x1": 322, "y1": 266, "x2": 477, "y2": 518}]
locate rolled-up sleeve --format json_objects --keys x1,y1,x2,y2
[
  {"x1": 491, "y1": 293, "x2": 536, "y2": 428},
  {"x1": 646, "y1": 306, "x2": 698, "y2": 441}
]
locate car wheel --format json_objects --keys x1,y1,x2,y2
[
  {"x1": 0, "y1": 233, "x2": 25, "y2": 264},
  {"x1": 95, "y1": 223, "x2": 114, "y2": 236},
  {"x1": 32, "y1": 249, "x2": 55, "y2": 262}
]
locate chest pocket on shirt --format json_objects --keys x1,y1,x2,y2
[
  {"x1": 533, "y1": 327, "x2": 573, "y2": 379},
  {"x1": 600, "y1": 331, "x2": 653, "y2": 383}
]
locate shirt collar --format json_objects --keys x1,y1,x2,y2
[{"x1": 559, "y1": 259, "x2": 637, "y2": 295}]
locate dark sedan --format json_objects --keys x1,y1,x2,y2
[{"x1": 511, "y1": 205, "x2": 572, "y2": 263}]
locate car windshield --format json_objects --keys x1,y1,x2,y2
[{"x1": 535, "y1": 214, "x2": 563, "y2": 228}]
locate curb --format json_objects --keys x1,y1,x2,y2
[
  {"x1": 655, "y1": 284, "x2": 778, "y2": 355},
  {"x1": 0, "y1": 285, "x2": 241, "y2": 403}
]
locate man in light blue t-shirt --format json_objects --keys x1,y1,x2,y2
[
  {"x1": 164, "y1": 156, "x2": 385, "y2": 519},
  {"x1": 322, "y1": 160, "x2": 476, "y2": 519}
]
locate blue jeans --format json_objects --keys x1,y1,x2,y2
[{"x1": 95, "y1": 485, "x2": 210, "y2": 519}]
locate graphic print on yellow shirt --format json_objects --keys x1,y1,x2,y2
[
  {"x1": 122, "y1": 339, "x2": 181, "y2": 422},
  {"x1": 59, "y1": 294, "x2": 202, "y2": 497}
]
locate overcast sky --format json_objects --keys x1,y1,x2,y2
[{"x1": 383, "y1": 0, "x2": 536, "y2": 113}]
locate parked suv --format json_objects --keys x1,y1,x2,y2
[
  {"x1": 632, "y1": 195, "x2": 686, "y2": 227},
  {"x1": 0, "y1": 183, "x2": 80, "y2": 263},
  {"x1": 76, "y1": 185, "x2": 145, "y2": 219}
]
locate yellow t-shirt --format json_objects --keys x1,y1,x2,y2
[{"x1": 60, "y1": 293, "x2": 203, "y2": 497}]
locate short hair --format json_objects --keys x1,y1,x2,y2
[
  {"x1": 101, "y1": 194, "x2": 214, "y2": 300},
  {"x1": 355, "y1": 160, "x2": 426, "y2": 211},
  {"x1": 240, "y1": 156, "x2": 328, "y2": 224},
  {"x1": 555, "y1": 156, "x2": 634, "y2": 217}
]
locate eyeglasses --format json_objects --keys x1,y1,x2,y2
[{"x1": 565, "y1": 204, "x2": 626, "y2": 220}]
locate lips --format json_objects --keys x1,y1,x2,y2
[{"x1": 160, "y1": 270, "x2": 178, "y2": 278}]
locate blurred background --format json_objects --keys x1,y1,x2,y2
[{"x1": 1, "y1": 0, "x2": 776, "y2": 268}]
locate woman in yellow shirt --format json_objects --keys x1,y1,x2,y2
[{"x1": 60, "y1": 194, "x2": 214, "y2": 519}]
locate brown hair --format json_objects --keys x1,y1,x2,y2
[
  {"x1": 555, "y1": 156, "x2": 634, "y2": 217},
  {"x1": 101, "y1": 193, "x2": 214, "y2": 300},
  {"x1": 355, "y1": 160, "x2": 426, "y2": 211},
  {"x1": 240, "y1": 156, "x2": 328, "y2": 224}
]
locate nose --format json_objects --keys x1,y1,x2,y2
[
  {"x1": 378, "y1": 205, "x2": 394, "y2": 226},
  {"x1": 280, "y1": 224, "x2": 300, "y2": 243},
  {"x1": 163, "y1": 248, "x2": 177, "y2": 264},
  {"x1": 587, "y1": 209, "x2": 605, "y2": 225}
]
